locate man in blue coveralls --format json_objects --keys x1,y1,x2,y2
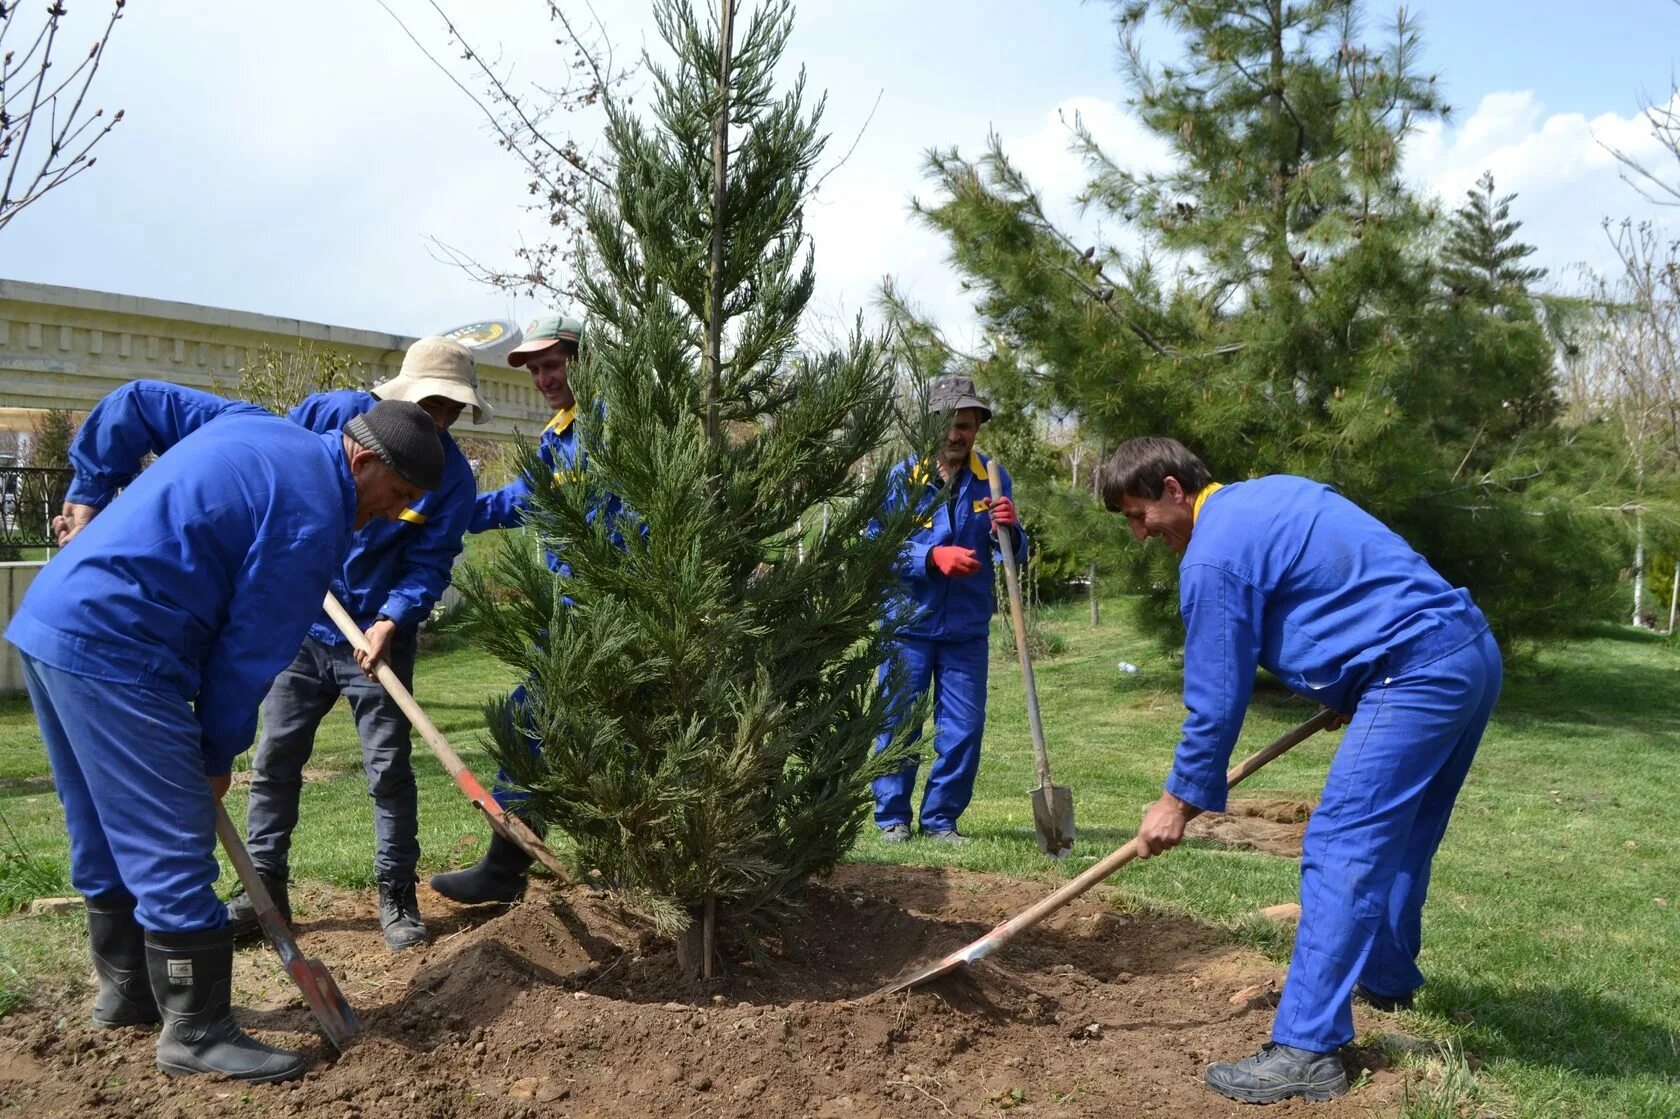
[
  {"x1": 871, "y1": 375, "x2": 1023, "y2": 844},
  {"x1": 430, "y1": 312, "x2": 589, "y2": 904},
  {"x1": 1104, "y1": 436, "x2": 1502, "y2": 1105},
  {"x1": 226, "y1": 336, "x2": 488, "y2": 951},
  {"x1": 5, "y1": 381, "x2": 442, "y2": 1082}
]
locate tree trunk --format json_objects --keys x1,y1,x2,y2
[
  {"x1": 701, "y1": 0, "x2": 737, "y2": 450},
  {"x1": 1667, "y1": 559, "x2": 1679, "y2": 636},
  {"x1": 1088, "y1": 562, "x2": 1099, "y2": 627},
  {"x1": 1631, "y1": 509, "x2": 1647, "y2": 628}
]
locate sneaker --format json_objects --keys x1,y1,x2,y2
[
  {"x1": 1205, "y1": 1042, "x2": 1349, "y2": 1104},
  {"x1": 922, "y1": 828, "x2": 969, "y2": 845},
  {"x1": 1353, "y1": 983, "x2": 1415, "y2": 1012},
  {"x1": 377, "y1": 879, "x2": 429, "y2": 952},
  {"x1": 878, "y1": 824, "x2": 911, "y2": 843}
]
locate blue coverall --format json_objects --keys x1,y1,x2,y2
[
  {"x1": 872, "y1": 450, "x2": 1024, "y2": 834},
  {"x1": 1169, "y1": 476, "x2": 1502, "y2": 1054},
  {"x1": 242, "y1": 390, "x2": 476, "y2": 885},
  {"x1": 4, "y1": 382, "x2": 357, "y2": 932}
]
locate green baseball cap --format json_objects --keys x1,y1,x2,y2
[{"x1": 507, "y1": 312, "x2": 585, "y2": 367}]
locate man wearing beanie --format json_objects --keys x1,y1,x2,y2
[
  {"x1": 6, "y1": 380, "x2": 441, "y2": 1083},
  {"x1": 227, "y1": 337, "x2": 487, "y2": 953}
]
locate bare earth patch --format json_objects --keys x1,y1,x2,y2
[{"x1": 0, "y1": 864, "x2": 1405, "y2": 1117}]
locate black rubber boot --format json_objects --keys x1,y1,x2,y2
[
  {"x1": 224, "y1": 875, "x2": 290, "y2": 941},
  {"x1": 1205, "y1": 1042, "x2": 1349, "y2": 1104},
  {"x1": 428, "y1": 832, "x2": 533, "y2": 905},
  {"x1": 145, "y1": 926, "x2": 306, "y2": 1083},
  {"x1": 86, "y1": 893, "x2": 160, "y2": 1028},
  {"x1": 377, "y1": 878, "x2": 429, "y2": 952}
]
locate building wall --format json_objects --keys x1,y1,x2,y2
[
  {"x1": 0, "y1": 279, "x2": 553, "y2": 440},
  {"x1": 0, "y1": 561, "x2": 44, "y2": 696}
]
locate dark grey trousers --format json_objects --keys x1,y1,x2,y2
[{"x1": 244, "y1": 632, "x2": 419, "y2": 885}]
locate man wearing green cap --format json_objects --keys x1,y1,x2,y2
[{"x1": 431, "y1": 312, "x2": 591, "y2": 905}]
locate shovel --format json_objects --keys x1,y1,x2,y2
[
  {"x1": 322, "y1": 593, "x2": 574, "y2": 886},
  {"x1": 213, "y1": 803, "x2": 360, "y2": 1051},
  {"x1": 988, "y1": 471, "x2": 1074, "y2": 858},
  {"x1": 878, "y1": 706, "x2": 1339, "y2": 996}
]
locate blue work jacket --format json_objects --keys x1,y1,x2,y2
[
  {"x1": 470, "y1": 406, "x2": 583, "y2": 572},
  {"x1": 882, "y1": 450, "x2": 1025, "y2": 642},
  {"x1": 4, "y1": 381, "x2": 357, "y2": 775},
  {"x1": 289, "y1": 390, "x2": 474, "y2": 642},
  {"x1": 1168, "y1": 476, "x2": 1492, "y2": 812}
]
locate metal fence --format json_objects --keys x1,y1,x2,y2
[{"x1": 0, "y1": 464, "x2": 73, "y2": 551}]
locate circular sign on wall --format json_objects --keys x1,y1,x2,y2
[{"x1": 438, "y1": 320, "x2": 523, "y2": 363}]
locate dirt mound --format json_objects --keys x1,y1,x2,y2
[
  {"x1": 1184, "y1": 796, "x2": 1316, "y2": 858},
  {"x1": 0, "y1": 864, "x2": 1406, "y2": 1117}
]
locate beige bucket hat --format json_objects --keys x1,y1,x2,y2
[{"x1": 372, "y1": 336, "x2": 494, "y2": 425}]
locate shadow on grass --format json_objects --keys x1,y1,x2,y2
[
  {"x1": 1496, "y1": 660, "x2": 1680, "y2": 745},
  {"x1": 1427, "y1": 975, "x2": 1680, "y2": 1081}
]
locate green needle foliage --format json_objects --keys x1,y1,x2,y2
[
  {"x1": 906, "y1": 0, "x2": 1625, "y2": 645},
  {"x1": 456, "y1": 0, "x2": 931, "y2": 974}
]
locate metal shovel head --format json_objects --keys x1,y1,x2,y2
[{"x1": 1031, "y1": 783, "x2": 1075, "y2": 859}]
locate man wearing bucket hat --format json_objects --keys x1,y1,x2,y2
[
  {"x1": 226, "y1": 336, "x2": 487, "y2": 952},
  {"x1": 7, "y1": 381, "x2": 440, "y2": 1081},
  {"x1": 430, "y1": 311, "x2": 601, "y2": 906},
  {"x1": 870, "y1": 375, "x2": 1025, "y2": 844}
]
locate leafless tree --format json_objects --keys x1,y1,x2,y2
[
  {"x1": 0, "y1": 1, "x2": 126, "y2": 233},
  {"x1": 376, "y1": 0, "x2": 631, "y2": 302}
]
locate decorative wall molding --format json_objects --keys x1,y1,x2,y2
[{"x1": 0, "y1": 280, "x2": 550, "y2": 439}]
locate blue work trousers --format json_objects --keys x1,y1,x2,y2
[
  {"x1": 244, "y1": 632, "x2": 419, "y2": 884},
  {"x1": 872, "y1": 635, "x2": 988, "y2": 834},
  {"x1": 21, "y1": 654, "x2": 227, "y2": 932},
  {"x1": 1272, "y1": 629, "x2": 1503, "y2": 1052},
  {"x1": 490, "y1": 680, "x2": 541, "y2": 810}
]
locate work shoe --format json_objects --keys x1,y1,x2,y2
[
  {"x1": 1353, "y1": 983, "x2": 1415, "y2": 1012},
  {"x1": 224, "y1": 874, "x2": 290, "y2": 941},
  {"x1": 922, "y1": 828, "x2": 969, "y2": 845},
  {"x1": 1205, "y1": 1042, "x2": 1348, "y2": 1104},
  {"x1": 145, "y1": 925, "x2": 306, "y2": 1083},
  {"x1": 429, "y1": 831, "x2": 533, "y2": 906},
  {"x1": 377, "y1": 878, "x2": 429, "y2": 952},
  {"x1": 86, "y1": 893, "x2": 160, "y2": 1028},
  {"x1": 878, "y1": 824, "x2": 911, "y2": 843}
]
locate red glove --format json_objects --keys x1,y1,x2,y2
[
  {"x1": 987, "y1": 495, "x2": 1018, "y2": 530},
  {"x1": 929, "y1": 545, "x2": 981, "y2": 578}
]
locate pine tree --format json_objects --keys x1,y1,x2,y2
[
  {"x1": 457, "y1": 0, "x2": 930, "y2": 977},
  {"x1": 1442, "y1": 172, "x2": 1548, "y2": 306},
  {"x1": 905, "y1": 0, "x2": 1623, "y2": 643}
]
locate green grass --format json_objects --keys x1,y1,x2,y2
[{"x1": 2, "y1": 597, "x2": 1677, "y2": 1116}]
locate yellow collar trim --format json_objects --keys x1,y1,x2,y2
[
  {"x1": 909, "y1": 449, "x2": 990, "y2": 486},
  {"x1": 544, "y1": 407, "x2": 576, "y2": 436},
  {"x1": 1191, "y1": 481, "x2": 1224, "y2": 525},
  {"x1": 968, "y1": 449, "x2": 989, "y2": 481}
]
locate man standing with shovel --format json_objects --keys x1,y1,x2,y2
[
  {"x1": 227, "y1": 336, "x2": 488, "y2": 952},
  {"x1": 1104, "y1": 436, "x2": 1502, "y2": 1105},
  {"x1": 870, "y1": 375, "x2": 1024, "y2": 844},
  {"x1": 5, "y1": 381, "x2": 442, "y2": 1082}
]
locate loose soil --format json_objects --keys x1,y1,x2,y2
[
  {"x1": 1, "y1": 863, "x2": 1410, "y2": 1118},
  {"x1": 1183, "y1": 796, "x2": 1316, "y2": 858}
]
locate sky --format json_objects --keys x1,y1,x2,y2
[{"x1": 3, "y1": 0, "x2": 1678, "y2": 348}]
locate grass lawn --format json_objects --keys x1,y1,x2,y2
[{"x1": 1, "y1": 597, "x2": 1676, "y2": 1117}]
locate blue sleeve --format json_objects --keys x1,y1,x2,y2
[
  {"x1": 379, "y1": 466, "x2": 474, "y2": 627},
  {"x1": 871, "y1": 467, "x2": 933, "y2": 581},
  {"x1": 470, "y1": 472, "x2": 533, "y2": 533},
  {"x1": 286, "y1": 394, "x2": 335, "y2": 432},
  {"x1": 196, "y1": 530, "x2": 342, "y2": 775},
  {"x1": 66, "y1": 381, "x2": 254, "y2": 508},
  {"x1": 1166, "y1": 562, "x2": 1264, "y2": 813}
]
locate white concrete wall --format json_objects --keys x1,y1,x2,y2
[{"x1": 0, "y1": 561, "x2": 45, "y2": 696}]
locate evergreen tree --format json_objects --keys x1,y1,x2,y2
[
  {"x1": 1442, "y1": 172, "x2": 1547, "y2": 306},
  {"x1": 905, "y1": 0, "x2": 1623, "y2": 643},
  {"x1": 457, "y1": 0, "x2": 930, "y2": 976}
]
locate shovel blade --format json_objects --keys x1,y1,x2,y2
[
  {"x1": 1031, "y1": 784, "x2": 1076, "y2": 859},
  {"x1": 292, "y1": 957, "x2": 360, "y2": 1052}
]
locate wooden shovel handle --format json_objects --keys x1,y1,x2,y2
[
  {"x1": 987, "y1": 470, "x2": 1054, "y2": 792},
  {"x1": 321, "y1": 593, "x2": 574, "y2": 884}
]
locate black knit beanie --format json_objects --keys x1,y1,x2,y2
[{"x1": 343, "y1": 400, "x2": 444, "y2": 491}]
